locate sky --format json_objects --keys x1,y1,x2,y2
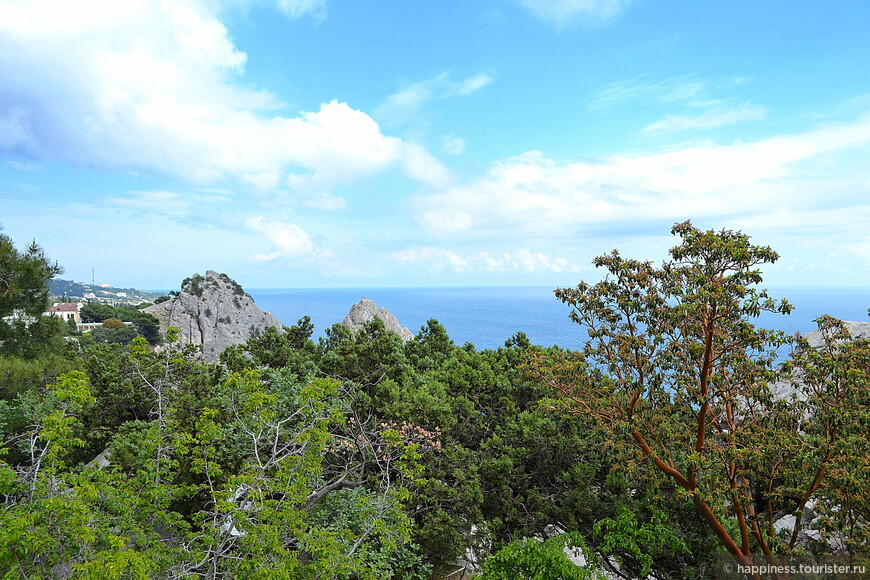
[{"x1": 1, "y1": 0, "x2": 869, "y2": 290}]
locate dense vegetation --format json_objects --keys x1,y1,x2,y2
[{"x1": 0, "y1": 224, "x2": 867, "y2": 579}]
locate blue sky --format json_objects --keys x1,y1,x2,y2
[{"x1": 1, "y1": 0, "x2": 869, "y2": 289}]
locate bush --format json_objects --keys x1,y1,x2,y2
[{"x1": 480, "y1": 533, "x2": 597, "y2": 580}]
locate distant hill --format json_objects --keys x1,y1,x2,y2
[{"x1": 48, "y1": 278, "x2": 165, "y2": 304}]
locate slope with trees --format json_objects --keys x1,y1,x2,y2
[
  {"x1": 0, "y1": 224, "x2": 866, "y2": 579},
  {"x1": 533, "y1": 221, "x2": 869, "y2": 575}
]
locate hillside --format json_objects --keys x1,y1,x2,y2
[{"x1": 48, "y1": 278, "x2": 164, "y2": 304}]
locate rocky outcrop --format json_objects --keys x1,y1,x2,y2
[
  {"x1": 802, "y1": 320, "x2": 870, "y2": 349},
  {"x1": 771, "y1": 319, "x2": 870, "y2": 401},
  {"x1": 342, "y1": 297, "x2": 413, "y2": 342},
  {"x1": 144, "y1": 271, "x2": 283, "y2": 362}
]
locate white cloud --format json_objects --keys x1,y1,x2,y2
[
  {"x1": 516, "y1": 0, "x2": 635, "y2": 27},
  {"x1": 509, "y1": 249, "x2": 575, "y2": 272},
  {"x1": 590, "y1": 75, "x2": 768, "y2": 135},
  {"x1": 589, "y1": 75, "x2": 730, "y2": 111},
  {"x1": 392, "y1": 248, "x2": 471, "y2": 272},
  {"x1": 391, "y1": 247, "x2": 581, "y2": 273},
  {"x1": 443, "y1": 136, "x2": 466, "y2": 155},
  {"x1": 0, "y1": 1, "x2": 446, "y2": 190},
  {"x1": 641, "y1": 104, "x2": 767, "y2": 134},
  {"x1": 5, "y1": 161, "x2": 42, "y2": 171},
  {"x1": 247, "y1": 216, "x2": 314, "y2": 260},
  {"x1": 399, "y1": 142, "x2": 454, "y2": 188},
  {"x1": 413, "y1": 115, "x2": 870, "y2": 239},
  {"x1": 273, "y1": 0, "x2": 327, "y2": 20},
  {"x1": 278, "y1": 190, "x2": 347, "y2": 211},
  {"x1": 375, "y1": 72, "x2": 492, "y2": 126},
  {"x1": 108, "y1": 190, "x2": 190, "y2": 216},
  {"x1": 447, "y1": 74, "x2": 493, "y2": 96},
  {"x1": 418, "y1": 210, "x2": 473, "y2": 236},
  {"x1": 105, "y1": 188, "x2": 234, "y2": 218}
]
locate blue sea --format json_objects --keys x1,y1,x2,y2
[{"x1": 248, "y1": 286, "x2": 869, "y2": 351}]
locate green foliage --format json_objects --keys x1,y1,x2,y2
[
  {"x1": 80, "y1": 304, "x2": 161, "y2": 345},
  {"x1": 182, "y1": 274, "x2": 205, "y2": 298},
  {"x1": 0, "y1": 231, "x2": 66, "y2": 359},
  {"x1": 543, "y1": 221, "x2": 869, "y2": 568},
  {"x1": 0, "y1": 231, "x2": 61, "y2": 320},
  {"x1": 218, "y1": 272, "x2": 246, "y2": 296},
  {"x1": 779, "y1": 317, "x2": 870, "y2": 555},
  {"x1": 1, "y1": 223, "x2": 865, "y2": 578},
  {"x1": 593, "y1": 506, "x2": 689, "y2": 577},
  {"x1": 480, "y1": 532, "x2": 599, "y2": 580},
  {"x1": 80, "y1": 302, "x2": 116, "y2": 323},
  {"x1": 0, "y1": 351, "x2": 81, "y2": 403},
  {"x1": 102, "y1": 317, "x2": 125, "y2": 329}
]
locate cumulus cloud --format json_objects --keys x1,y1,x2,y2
[
  {"x1": 392, "y1": 248, "x2": 472, "y2": 272},
  {"x1": 413, "y1": 115, "x2": 870, "y2": 238},
  {"x1": 515, "y1": 0, "x2": 635, "y2": 27},
  {"x1": 247, "y1": 216, "x2": 314, "y2": 260},
  {"x1": 0, "y1": 1, "x2": 446, "y2": 190}
]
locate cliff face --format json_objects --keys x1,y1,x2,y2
[
  {"x1": 144, "y1": 271, "x2": 283, "y2": 362},
  {"x1": 342, "y1": 297, "x2": 414, "y2": 342}
]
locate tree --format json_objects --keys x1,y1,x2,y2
[
  {"x1": 534, "y1": 222, "x2": 868, "y2": 575},
  {"x1": 80, "y1": 302, "x2": 116, "y2": 323},
  {"x1": 479, "y1": 532, "x2": 597, "y2": 580},
  {"x1": 780, "y1": 317, "x2": 870, "y2": 555},
  {"x1": 0, "y1": 231, "x2": 65, "y2": 358}
]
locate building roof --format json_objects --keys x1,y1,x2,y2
[{"x1": 47, "y1": 302, "x2": 80, "y2": 313}]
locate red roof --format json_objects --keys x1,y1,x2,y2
[{"x1": 48, "y1": 302, "x2": 80, "y2": 313}]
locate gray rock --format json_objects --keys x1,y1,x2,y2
[
  {"x1": 771, "y1": 320, "x2": 870, "y2": 401},
  {"x1": 144, "y1": 271, "x2": 283, "y2": 362},
  {"x1": 342, "y1": 297, "x2": 413, "y2": 342},
  {"x1": 802, "y1": 320, "x2": 870, "y2": 349}
]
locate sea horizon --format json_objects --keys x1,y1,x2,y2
[{"x1": 245, "y1": 285, "x2": 868, "y2": 351}]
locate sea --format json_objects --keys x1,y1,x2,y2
[{"x1": 248, "y1": 286, "x2": 869, "y2": 352}]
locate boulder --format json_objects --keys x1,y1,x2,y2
[
  {"x1": 144, "y1": 271, "x2": 283, "y2": 362},
  {"x1": 342, "y1": 297, "x2": 413, "y2": 342}
]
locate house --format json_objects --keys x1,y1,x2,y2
[{"x1": 44, "y1": 302, "x2": 82, "y2": 323}]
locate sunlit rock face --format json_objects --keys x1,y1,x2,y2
[
  {"x1": 144, "y1": 270, "x2": 283, "y2": 362},
  {"x1": 342, "y1": 297, "x2": 414, "y2": 342}
]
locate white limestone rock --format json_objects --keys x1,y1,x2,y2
[
  {"x1": 342, "y1": 297, "x2": 414, "y2": 342},
  {"x1": 144, "y1": 271, "x2": 283, "y2": 362},
  {"x1": 771, "y1": 320, "x2": 870, "y2": 401}
]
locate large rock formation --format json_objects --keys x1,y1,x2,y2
[
  {"x1": 342, "y1": 297, "x2": 414, "y2": 342},
  {"x1": 144, "y1": 271, "x2": 283, "y2": 362}
]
